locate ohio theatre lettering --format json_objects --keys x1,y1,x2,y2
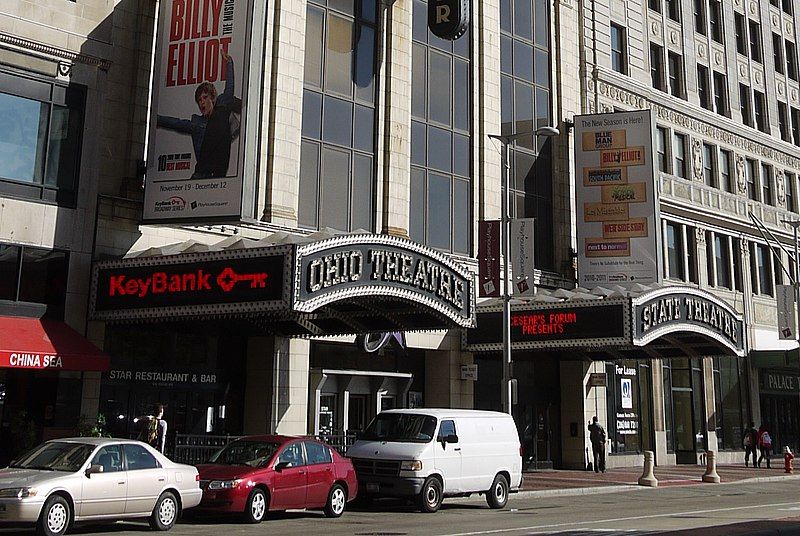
[{"x1": 297, "y1": 239, "x2": 473, "y2": 324}]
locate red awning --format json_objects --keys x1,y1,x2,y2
[{"x1": 0, "y1": 316, "x2": 110, "y2": 372}]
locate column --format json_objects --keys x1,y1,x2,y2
[
  {"x1": 272, "y1": 337, "x2": 311, "y2": 435},
  {"x1": 243, "y1": 336, "x2": 274, "y2": 434},
  {"x1": 423, "y1": 332, "x2": 474, "y2": 409}
]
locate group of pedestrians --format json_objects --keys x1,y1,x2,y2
[{"x1": 743, "y1": 421, "x2": 773, "y2": 468}]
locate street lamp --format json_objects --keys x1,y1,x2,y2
[{"x1": 489, "y1": 125, "x2": 560, "y2": 414}]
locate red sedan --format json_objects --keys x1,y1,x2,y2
[{"x1": 195, "y1": 435, "x2": 357, "y2": 523}]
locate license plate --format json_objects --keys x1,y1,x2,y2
[{"x1": 366, "y1": 483, "x2": 379, "y2": 493}]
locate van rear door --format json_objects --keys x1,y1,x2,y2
[{"x1": 434, "y1": 419, "x2": 462, "y2": 493}]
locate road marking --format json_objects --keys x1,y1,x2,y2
[{"x1": 438, "y1": 500, "x2": 800, "y2": 536}]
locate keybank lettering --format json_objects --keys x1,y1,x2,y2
[{"x1": 109, "y1": 269, "x2": 213, "y2": 297}]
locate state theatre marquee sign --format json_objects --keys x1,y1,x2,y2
[
  {"x1": 632, "y1": 288, "x2": 744, "y2": 356},
  {"x1": 465, "y1": 286, "x2": 744, "y2": 356},
  {"x1": 294, "y1": 234, "x2": 475, "y2": 328}
]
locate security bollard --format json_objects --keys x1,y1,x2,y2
[
  {"x1": 702, "y1": 450, "x2": 721, "y2": 483},
  {"x1": 638, "y1": 450, "x2": 658, "y2": 487}
]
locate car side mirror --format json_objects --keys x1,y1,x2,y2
[
  {"x1": 445, "y1": 434, "x2": 459, "y2": 444},
  {"x1": 274, "y1": 461, "x2": 292, "y2": 471},
  {"x1": 85, "y1": 464, "x2": 104, "y2": 478}
]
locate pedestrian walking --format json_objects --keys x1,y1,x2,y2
[
  {"x1": 743, "y1": 421, "x2": 758, "y2": 468},
  {"x1": 757, "y1": 422, "x2": 772, "y2": 469},
  {"x1": 136, "y1": 404, "x2": 168, "y2": 454},
  {"x1": 588, "y1": 416, "x2": 607, "y2": 473}
]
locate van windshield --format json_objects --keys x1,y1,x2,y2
[{"x1": 362, "y1": 414, "x2": 438, "y2": 443}]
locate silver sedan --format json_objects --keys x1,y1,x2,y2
[{"x1": 0, "y1": 437, "x2": 202, "y2": 535}]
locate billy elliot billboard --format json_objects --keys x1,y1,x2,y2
[
  {"x1": 574, "y1": 110, "x2": 661, "y2": 288},
  {"x1": 294, "y1": 234, "x2": 475, "y2": 328},
  {"x1": 91, "y1": 248, "x2": 291, "y2": 320},
  {"x1": 143, "y1": 0, "x2": 255, "y2": 222}
]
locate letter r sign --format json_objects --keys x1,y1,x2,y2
[{"x1": 428, "y1": 0, "x2": 469, "y2": 40}]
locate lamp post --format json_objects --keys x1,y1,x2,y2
[{"x1": 489, "y1": 125, "x2": 560, "y2": 414}]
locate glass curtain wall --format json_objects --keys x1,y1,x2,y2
[
  {"x1": 299, "y1": 0, "x2": 378, "y2": 232},
  {"x1": 500, "y1": 0, "x2": 554, "y2": 269},
  {"x1": 410, "y1": 0, "x2": 472, "y2": 255}
]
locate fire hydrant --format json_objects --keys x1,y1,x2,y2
[{"x1": 784, "y1": 446, "x2": 794, "y2": 474}]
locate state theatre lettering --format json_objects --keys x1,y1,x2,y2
[{"x1": 638, "y1": 294, "x2": 739, "y2": 346}]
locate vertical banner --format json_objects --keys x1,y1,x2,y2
[
  {"x1": 478, "y1": 220, "x2": 500, "y2": 297},
  {"x1": 143, "y1": 0, "x2": 254, "y2": 222},
  {"x1": 777, "y1": 284, "x2": 796, "y2": 340},
  {"x1": 510, "y1": 218, "x2": 535, "y2": 296},
  {"x1": 574, "y1": 110, "x2": 661, "y2": 288}
]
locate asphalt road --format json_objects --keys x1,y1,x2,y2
[{"x1": 6, "y1": 479, "x2": 800, "y2": 535}]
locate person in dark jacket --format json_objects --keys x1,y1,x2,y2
[
  {"x1": 744, "y1": 421, "x2": 758, "y2": 468},
  {"x1": 588, "y1": 416, "x2": 607, "y2": 473},
  {"x1": 157, "y1": 50, "x2": 242, "y2": 179}
]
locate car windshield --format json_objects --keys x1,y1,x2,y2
[
  {"x1": 362, "y1": 414, "x2": 438, "y2": 443},
  {"x1": 208, "y1": 441, "x2": 280, "y2": 467},
  {"x1": 10, "y1": 442, "x2": 96, "y2": 472}
]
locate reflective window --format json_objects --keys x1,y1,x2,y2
[
  {"x1": 500, "y1": 0, "x2": 553, "y2": 268},
  {"x1": 304, "y1": 441, "x2": 333, "y2": 465},
  {"x1": 666, "y1": 222, "x2": 684, "y2": 280},
  {"x1": 299, "y1": 2, "x2": 376, "y2": 232},
  {"x1": 123, "y1": 443, "x2": 160, "y2": 470},
  {"x1": 277, "y1": 442, "x2": 306, "y2": 467},
  {"x1": 0, "y1": 70, "x2": 85, "y2": 206},
  {"x1": 0, "y1": 243, "x2": 67, "y2": 319},
  {"x1": 713, "y1": 357, "x2": 747, "y2": 451},
  {"x1": 91, "y1": 445, "x2": 124, "y2": 473},
  {"x1": 410, "y1": 0, "x2": 472, "y2": 255},
  {"x1": 719, "y1": 149, "x2": 731, "y2": 192},
  {"x1": 437, "y1": 420, "x2": 456, "y2": 440}
]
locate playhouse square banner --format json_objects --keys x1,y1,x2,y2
[
  {"x1": 574, "y1": 110, "x2": 661, "y2": 289},
  {"x1": 144, "y1": 0, "x2": 253, "y2": 221}
]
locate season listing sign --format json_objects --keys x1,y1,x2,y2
[{"x1": 574, "y1": 110, "x2": 661, "y2": 288}]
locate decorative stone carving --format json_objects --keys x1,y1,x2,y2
[
  {"x1": 793, "y1": 88, "x2": 799, "y2": 102},
  {"x1": 739, "y1": 63, "x2": 748, "y2": 77},
  {"x1": 693, "y1": 228, "x2": 706, "y2": 248},
  {"x1": 651, "y1": 21, "x2": 660, "y2": 37},
  {"x1": 698, "y1": 43, "x2": 707, "y2": 59},
  {"x1": 740, "y1": 239, "x2": 750, "y2": 260},
  {"x1": 57, "y1": 62, "x2": 72, "y2": 77},
  {"x1": 778, "y1": 81, "x2": 785, "y2": 96},
  {"x1": 670, "y1": 30, "x2": 679, "y2": 45},
  {"x1": 749, "y1": 1, "x2": 758, "y2": 15},
  {"x1": 692, "y1": 138, "x2": 704, "y2": 182},
  {"x1": 714, "y1": 51, "x2": 724, "y2": 66},
  {"x1": 754, "y1": 71, "x2": 763, "y2": 85},
  {"x1": 735, "y1": 154, "x2": 747, "y2": 194},
  {"x1": 773, "y1": 14, "x2": 780, "y2": 28},
  {"x1": 776, "y1": 168, "x2": 787, "y2": 207}
]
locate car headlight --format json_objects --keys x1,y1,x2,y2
[
  {"x1": 0, "y1": 487, "x2": 38, "y2": 498},
  {"x1": 400, "y1": 460, "x2": 423, "y2": 471},
  {"x1": 208, "y1": 479, "x2": 241, "y2": 490}
]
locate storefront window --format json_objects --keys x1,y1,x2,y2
[
  {"x1": 606, "y1": 360, "x2": 649, "y2": 454},
  {"x1": 663, "y1": 358, "x2": 706, "y2": 456},
  {"x1": 0, "y1": 243, "x2": 67, "y2": 319},
  {"x1": 713, "y1": 357, "x2": 747, "y2": 450}
]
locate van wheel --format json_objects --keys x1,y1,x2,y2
[
  {"x1": 486, "y1": 474, "x2": 509, "y2": 509},
  {"x1": 417, "y1": 477, "x2": 443, "y2": 513}
]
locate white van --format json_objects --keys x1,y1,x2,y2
[{"x1": 347, "y1": 409, "x2": 522, "y2": 512}]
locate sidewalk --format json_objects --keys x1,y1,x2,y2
[{"x1": 519, "y1": 464, "x2": 798, "y2": 496}]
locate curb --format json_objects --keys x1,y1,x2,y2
[{"x1": 504, "y1": 473, "x2": 800, "y2": 500}]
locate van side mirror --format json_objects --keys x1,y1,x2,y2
[
  {"x1": 274, "y1": 461, "x2": 292, "y2": 471},
  {"x1": 445, "y1": 434, "x2": 459, "y2": 444},
  {"x1": 85, "y1": 464, "x2": 104, "y2": 478}
]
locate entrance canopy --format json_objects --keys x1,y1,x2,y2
[
  {"x1": 90, "y1": 231, "x2": 475, "y2": 336},
  {"x1": 464, "y1": 285, "x2": 745, "y2": 359},
  {"x1": 0, "y1": 316, "x2": 110, "y2": 371}
]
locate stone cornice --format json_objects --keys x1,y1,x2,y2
[
  {"x1": 593, "y1": 75, "x2": 800, "y2": 171},
  {"x1": 0, "y1": 33, "x2": 112, "y2": 71}
]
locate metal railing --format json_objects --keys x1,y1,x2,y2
[
  {"x1": 172, "y1": 434, "x2": 243, "y2": 465},
  {"x1": 171, "y1": 432, "x2": 360, "y2": 464}
]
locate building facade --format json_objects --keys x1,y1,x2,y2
[{"x1": 1, "y1": 0, "x2": 792, "y2": 470}]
